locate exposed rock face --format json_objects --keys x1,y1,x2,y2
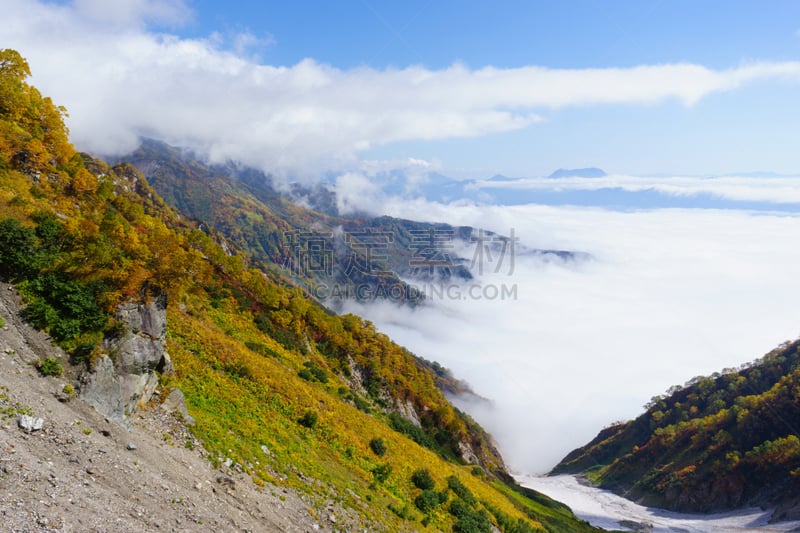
[
  {"x1": 395, "y1": 398, "x2": 421, "y2": 427},
  {"x1": 457, "y1": 440, "x2": 480, "y2": 465},
  {"x1": 81, "y1": 287, "x2": 173, "y2": 422},
  {"x1": 114, "y1": 289, "x2": 172, "y2": 375},
  {"x1": 80, "y1": 355, "x2": 124, "y2": 420}
]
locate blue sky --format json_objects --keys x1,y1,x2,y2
[
  {"x1": 5, "y1": 0, "x2": 800, "y2": 178},
  {"x1": 184, "y1": 1, "x2": 800, "y2": 69}
]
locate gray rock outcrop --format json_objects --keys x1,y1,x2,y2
[
  {"x1": 160, "y1": 387, "x2": 195, "y2": 425},
  {"x1": 80, "y1": 287, "x2": 173, "y2": 422}
]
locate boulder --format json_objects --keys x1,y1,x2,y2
[
  {"x1": 160, "y1": 388, "x2": 195, "y2": 425},
  {"x1": 80, "y1": 286, "x2": 173, "y2": 422},
  {"x1": 80, "y1": 355, "x2": 124, "y2": 421},
  {"x1": 113, "y1": 290, "x2": 172, "y2": 375},
  {"x1": 17, "y1": 415, "x2": 44, "y2": 432}
]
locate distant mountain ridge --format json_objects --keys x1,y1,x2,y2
[
  {"x1": 116, "y1": 139, "x2": 476, "y2": 307},
  {"x1": 546, "y1": 168, "x2": 607, "y2": 179}
]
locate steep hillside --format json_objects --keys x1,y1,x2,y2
[
  {"x1": 0, "y1": 49, "x2": 598, "y2": 532},
  {"x1": 552, "y1": 338, "x2": 800, "y2": 522}
]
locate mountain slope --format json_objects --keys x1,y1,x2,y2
[
  {"x1": 552, "y1": 338, "x2": 800, "y2": 522},
  {"x1": 0, "y1": 48, "x2": 598, "y2": 532},
  {"x1": 117, "y1": 139, "x2": 474, "y2": 308}
]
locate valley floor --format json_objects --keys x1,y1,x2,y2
[{"x1": 518, "y1": 474, "x2": 800, "y2": 533}]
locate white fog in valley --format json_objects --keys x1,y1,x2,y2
[
  {"x1": 343, "y1": 200, "x2": 800, "y2": 474},
  {"x1": 520, "y1": 475, "x2": 800, "y2": 532}
]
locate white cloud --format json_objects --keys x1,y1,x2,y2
[
  {"x1": 335, "y1": 172, "x2": 384, "y2": 215},
  {"x1": 346, "y1": 201, "x2": 800, "y2": 473},
  {"x1": 474, "y1": 174, "x2": 800, "y2": 204},
  {"x1": 3, "y1": 0, "x2": 800, "y2": 178}
]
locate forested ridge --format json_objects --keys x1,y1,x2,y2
[{"x1": 553, "y1": 338, "x2": 800, "y2": 521}]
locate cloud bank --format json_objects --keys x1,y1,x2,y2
[
  {"x1": 4, "y1": 0, "x2": 800, "y2": 177},
  {"x1": 344, "y1": 201, "x2": 800, "y2": 473},
  {"x1": 475, "y1": 174, "x2": 800, "y2": 205}
]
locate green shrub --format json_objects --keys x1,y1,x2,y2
[
  {"x1": 447, "y1": 475, "x2": 477, "y2": 506},
  {"x1": 22, "y1": 273, "x2": 107, "y2": 343},
  {"x1": 0, "y1": 316, "x2": 4, "y2": 328},
  {"x1": 353, "y1": 395, "x2": 371, "y2": 413},
  {"x1": 389, "y1": 412, "x2": 435, "y2": 449},
  {"x1": 309, "y1": 365, "x2": 328, "y2": 383},
  {"x1": 369, "y1": 437, "x2": 386, "y2": 456},
  {"x1": 297, "y1": 409, "x2": 318, "y2": 428},
  {"x1": 36, "y1": 357, "x2": 63, "y2": 376},
  {"x1": 298, "y1": 361, "x2": 328, "y2": 383},
  {"x1": 0, "y1": 218, "x2": 37, "y2": 278},
  {"x1": 387, "y1": 503, "x2": 416, "y2": 521},
  {"x1": 70, "y1": 339, "x2": 96, "y2": 364},
  {"x1": 484, "y1": 503, "x2": 538, "y2": 533},
  {"x1": 448, "y1": 499, "x2": 492, "y2": 533},
  {"x1": 371, "y1": 463, "x2": 392, "y2": 484},
  {"x1": 414, "y1": 489, "x2": 441, "y2": 513},
  {"x1": 224, "y1": 361, "x2": 253, "y2": 380},
  {"x1": 411, "y1": 468, "x2": 435, "y2": 490},
  {"x1": 244, "y1": 341, "x2": 279, "y2": 358}
]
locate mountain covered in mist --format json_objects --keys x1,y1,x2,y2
[
  {"x1": 115, "y1": 139, "x2": 475, "y2": 306},
  {"x1": 114, "y1": 139, "x2": 587, "y2": 309},
  {"x1": 0, "y1": 48, "x2": 600, "y2": 532},
  {"x1": 552, "y1": 338, "x2": 800, "y2": 522}
]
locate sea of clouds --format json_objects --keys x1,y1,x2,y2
[{"x1": 343, "y1": 197, "x2": 800, "y2": 473}]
